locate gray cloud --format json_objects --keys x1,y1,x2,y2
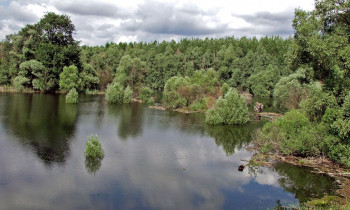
[
  {"x1": 236, "y1": 11, "x2": 294, "y2": 36},
  {"x1": 121, "y1": 1, "x2": 227, "y2": 36},
  {"x1": 0, "y1": 0, "x2": 306, "y2": 45},
  {"x1": 54, "y1": 0, "x2": 127, "y2": 18},
  {"x1": 8, "y1": 1, "x2": 39, "y2": 22}
]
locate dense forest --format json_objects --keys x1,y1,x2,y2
[
  {"x1": 0, "y1": 0, "x2": 349, "y2": 166},
  {"x1": 0, "y1": 14, "x2": 290, "y2": 96}
]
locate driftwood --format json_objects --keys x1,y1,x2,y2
[
  {"x1": 148, "y1": 105, "x2": 166, "y2": 110},
  {"x1": 255, "y1": 112, "x2": 284, "y2": 120}
]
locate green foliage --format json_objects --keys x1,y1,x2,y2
[
  {"x1": 20, "y1": 60, "x2": 56, "y2": 92},
  {"x1": 105, "y1": 82, "x2": 124, "y2": 104},
  {"x1": 273, "y1": 67, "x2": 313, "y2": 109},
  {"x1": 256, "y1": 110, "x2": 326, "y2": 156},
  {"x1": 292, "y1": 0, "x2": 350, "y2": 97},
  {"x1": 66, "y1": 88, "x2": 78, "y2": 104},
  {"x1": 146, "y1": 96, "x2": 155, "y2": 105},
  {"x1": 221, "y1": 83, "x2": 230, "y2": 96},
  {"x1": 299, "y1": 83, "x2": 337, "y2": 122},
  {"x1": 248, "y1": 64, "x2": 280, "y2": 97},
  {"x1": 1, "y1": 13, "x2": 81, "y2": 92},
  {"x1": 163, "y1": 76, "x2": 188, "y2": 108},
  {"x1": 84, "y1": 135, "x2": 104, "y2": 160},
  {"x1": 325, "y1": 136, "x2": 350, "y2": 166},
  {"x1": 189, "y1": 98, "x2": 206, "y2": 111},
  {"x1": 59, "y1": 65, "x2": 81, "y2": 92},
  {"x1": 13, "y1": 76, "x2": 30, "y2": 91},
  {"x1": 139, "y1": 86, "x2": 153, "y2": 102},
  {"x1": 343, "y1": 91, "x2": 350, "y2": 117},
  {"x1": 1, "y1": 20, "x2": 292, "y2": 93},
  {"x1": 163, "y1": 69, "x2": 221, "y2": 109},
  {"x1": 123, "y1": 85, "x2": 133, "y2": 103},
  {"x1": 191, "y1": 68, "x2": 219, "y2": 88},
  {"x1": 81, "y1": 63, "x2": 99, "y2": 90},
  {"x1": 205, "y1": 88, "x2": 249, "y2": 125},
  {"x1": 163, "y1": 90, "x2": 187, "y2": 108}
]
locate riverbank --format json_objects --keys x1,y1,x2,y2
[
  {"x1": 0, "y1": 86, "x2": 38, "y2": 93},
  {"x1": 247, "y1": 148, "x2": 350, "y2": 208},
  {"x1": 148, "y1": 105, "x2": 204, "y2": 114},
  {"x1": 0, "y1": 86, "x2": 109, "y2": 94}
]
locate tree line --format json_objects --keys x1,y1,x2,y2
[{"x1": 0, "y1": 12, "x2": 291, "y2": 96}]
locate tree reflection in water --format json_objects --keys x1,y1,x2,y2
[
  {"x1": 248, "y1": 162, "x2": 338, "y2": 205},
  {"x1": 2, "y1": 93, "x2": 78, "y2": 165},
  {"x1": 207, "y1": 120, "x2": 265, "y2": 156},
  {"x1": 85, "y1": 157, "x2": 102, "y2": 175}
]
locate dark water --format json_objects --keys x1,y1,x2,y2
[{"x1": 0, "y1": 93, "x2": 337, "y2": 210}]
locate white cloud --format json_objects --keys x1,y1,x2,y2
[{"x1": 0, "y1": 0, "x2": 315, "y2": 45}]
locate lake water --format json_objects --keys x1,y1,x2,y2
[{"x1": 0, "y1": 93, "x2": 337, "y2": 209}]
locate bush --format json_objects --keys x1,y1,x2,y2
[
  {"x1": 343, "y1": 91, "x2": 350, "y2": 117},
  {"x1": 221, "y1": 83, "x2": 230, "y2": 97},
  {"x1": 81, "y1": 63, "x2": 99, "y2": 90},
  {"x1": 248, "y1": 64, "x2": 280, "y2": 97},
  {"x1": 256, "y1": 110, "x2": 326, "y2": 156},
  {"x1": 13, "y1": 76, "x2": 30, "y2": 91},
  {"x1": 273, "y1": 67, "x2": 312, "y2": 109},
  {"x1": 139, "y1": 86, "x2": 153, "y2": 102},
  {"x1": 205, "y1": 88, "x2": 249, "y2": 125},
  {"x1": 146, "y1": 96, "x2": 155, "y2": 105},
  {"x1": 66, "y1": 88, "x2": 78, "y2": 104},
  {"x1": 189, "y1": 99, "x2": 206, "y2": 111},
  {"x1": 59, "y1": 65, "x2": 82, "y2": 92},
  {"x1": 299, "y1": 83, "x2": 337, "y2": 122},
  {"x1": 325, "y1": 136, "x2": 350, "y2": 166},
  {"x1": 84, "y1": 135, "x2": 104, "y2": 160},
  {"x1": 123, "y1": 85, "x2": 133, "y2": 103},
  {"x1": 163, "y1": 71, "x2": 221, "y2": 109},
  {"x1": 163, "y1": 90, "x2": 187, "y2": 108},
  {"x1": 191, "y1": 68, "x2": 219, "y2": 89},
  {"x1": 106, "y1": 82, "x2": 124, "y2": 104}
]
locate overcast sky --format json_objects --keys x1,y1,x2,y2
[{"x1": 0, "y1": 0, "x2": 315, "y2": 46}]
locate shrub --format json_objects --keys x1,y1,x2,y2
[
  {"x1": 81, "y1": 63, "x2": 99, "y2": 90},
  {"x1": 299, "y1": 83, "x2": 337, "y2": 122},
  {"x1": 325, "y1": 135, "x2": 350, "y2": 166},
  {"x1": 84, "y1": 135, "x2": 104, "y2": 160},
  {"x1": 273, "y1": 67, "x2": 313, "y2": 109},
  {"x1": 163, "y1": 71, "x2": 221, "y2": 109},
  {"x1": 13, "y1": 76, "x2": 30, "y2": 91},
  {"x1": 189, "y1": 99, "x2": 206, "y2": 111},
  {"x1": 146, "y1": 96, "x2": 155, "y2": 105},
  {"x1": 59, "y1": 65, "x2": 82, "y2": 92},
  {"x1": 139, "y1": 86, "x2": 153, "y2": 102},
  {"x1": 106, "y1": 82, "x2": 124, "y2": 104},
  {"x1": 221, "y1": 83, "x2": 230, "y2": 97},
  {"x1": 123, "y1": 85, "x2": 133, "y2": 103},
  {"x1": 191, "y1": 68, "x2": 219, "y2": 89},
  {"x1": 205, "y1": 88, "x2": 249, "y2": 125},
  {"x1": 66, "y1": 88, "x2": 78, "y2": 104},
  {"x1": 248, "y1": 64, "x2": 280, "y2": 97},
  {"x1": 256, "y1": 110, "x2": 326, "y2": 156},
  {"x1": 343, "y1": 91, "x2": 350, "y2": 117},
  {"x1": 163, "y1": 90, "x2": 187, "y2": 108}
]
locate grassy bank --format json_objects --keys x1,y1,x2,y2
[{"x1": 0, "y1": 85, "x2": 38, "y2": 93}]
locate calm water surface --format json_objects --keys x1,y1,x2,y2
[{"x1": 0, "y1": 93, "x2": 337, "y2": 210}]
